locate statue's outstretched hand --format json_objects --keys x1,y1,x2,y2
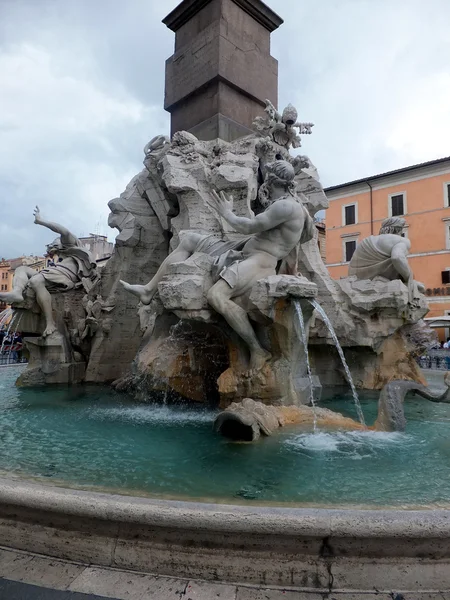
[
  {"x1": 207, "y1": 190, "x2": 234, "y2": 217},
  {"x1": 33, "y1": 206, "x2": 42, "y2": 224}
]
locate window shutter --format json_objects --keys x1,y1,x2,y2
[
  {"x1": 345, "y1": 205, "x2": 356, "y2": 225},
  {"x1": 391, "y1": 194, "x2": 404, "y2": 216},
  {"x1": 345, "y1": 240, "x2": 356, "y2": 262}
]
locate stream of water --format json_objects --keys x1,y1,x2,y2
[
  {"x1": 293, "y1": 300, "x2": 317, "y2": 432},
  {"x1": 310, "y1": 299, "x2": 366, "y2": 426}
]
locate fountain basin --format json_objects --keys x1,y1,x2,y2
[
  {"x1": 1, "y1": 477, "x2": 450, "y2": 592},
  {"x1": 3, "y1": 366, "x2": 450, "y2": 506},
  {"x1": 3, "y1": 367, "x2": 450, "y2": 591}
]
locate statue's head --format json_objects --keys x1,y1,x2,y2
[
  {"x1": 282, "y1": 104, "x2": 298, "y2": 126},
  {"x1": 258, "y1": 160, "x2": 296, "y2": 206},
  {"x1": 379, "y1": 217, "x2": 406, "y2": 236},
  {"x1": 46, "y1": 237, "x2": 62, "y2": 257}
]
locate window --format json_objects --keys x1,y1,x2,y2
[
  {"x1": 446, "y1": 183, "x2": 450, "y2": 208},
  {"x1": 344, "y1": 204, "x2": 356, "y2": 225},
  {"x1": 5, "y1": 273, "x2": 7, "y2": 279},
  {"x1": 345, "y1": 240, "x2": 357, "y2": 262},
  {"x1": 1, "y1": 273, "x2": 4, "y2": 279},
  {"x1": 390, "y1": 193, "x2": 405, "y2": 216}
]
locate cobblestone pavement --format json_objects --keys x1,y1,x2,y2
[{"x1": 0, "y1": 547, "x2": 449, "y2": 600}]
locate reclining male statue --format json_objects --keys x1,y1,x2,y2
[
  {"x1": 121, "y1": 160, "x2": 315, "y2": 372},
  {"x1": 0, "y1": 207, "x2": 97, "y2": 337},
  {"x1": 348, "y1": 216, "x2": 424, "y2": 302}
]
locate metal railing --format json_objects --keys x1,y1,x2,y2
[
  {"x1": 0, "y1": 356, "x2": 27, "y2": 366},
  {"x1": 417, "y1": 350, "x2": 450, "y2": 370},
  {"x1": 0, "y1": 343, "x2": 27, "y2": 366}
]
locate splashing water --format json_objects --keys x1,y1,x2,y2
[
  {"x1": 293, "y1": 300, "x2": 317, "y2": 432},
  {"x1": 286, "y1": 430, "x2": 406, "y2": 456},
  {"x1": 6, "y1": 312, "x2": 23, "y2": 365},
  {"x1": 310, "y1": 299, "x2": 366, "y2": 426},
  {"x1": 0, "y1": 310, "x2": 18, "y2": 362},
  {"x1": 0, "y1": 307, "x2": 13, "y2": 329}
]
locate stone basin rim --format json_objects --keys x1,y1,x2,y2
[{"x1": 1, "y1": 476, "x2": 450, "y2": 538}]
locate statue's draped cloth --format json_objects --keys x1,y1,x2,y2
[
  {"x1": 349, "y1": 236, "x2": 400, "y2": 281},
  {"x1": 40, "y1": 242, "x2": 97, "y2": 292}
]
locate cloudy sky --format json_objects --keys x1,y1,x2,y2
[{"x1": 1, "y1": 0, "x2": 449, "y2": 258}]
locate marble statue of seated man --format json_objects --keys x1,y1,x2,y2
[
  {"x1": 348, "y1": 216, "x2": 424, "y2": 302},
  {"x1": 0, "y1": 207, "x2": 97, "y2": 337},
  {"x1": 121, "y1": 160, "x2": 315, "y2": 372}
]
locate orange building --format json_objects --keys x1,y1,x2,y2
[
  {"x1": 0, "y1": 259, "x2": 13, "y2": 310},
  {"x1": 325, "y1": 157, "x2": 450, "y2": 338}
]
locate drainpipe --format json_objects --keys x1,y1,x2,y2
[{"x1": 367, "y1": 181, "x2": 374, "y2": 235}]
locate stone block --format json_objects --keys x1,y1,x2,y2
[
  {"x1": 4, "y1": 554, "x2": 85, "y2": 591},
  {"x1": 0, "y1": 511, "x2": 117, "y2": 567},
  {"x1": 68, "y1": 566, "x2": 186, "y2": 599},
  {"x1": 183, "y1": 580, "x2": 237, "y2": 599},
  {"x1": 0, "y1": 548, "x2": 33, "y2": 577}
]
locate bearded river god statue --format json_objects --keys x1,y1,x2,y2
[
  {"x1": 121, "y1": 160, "x2": 316, "y2": 374},
  {"x1": 0, "y1": 207, "x2": 97, "y2": 337}
]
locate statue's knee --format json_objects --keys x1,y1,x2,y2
[
  {"x1": 181, "y1": 232, "x2": 202, "y2": 252},
  {"x1": 29, "y1": 274, "x2": 44, "y2": 289}
]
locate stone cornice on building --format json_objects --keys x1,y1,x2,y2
[
  {"x1": 325, "y1": 156, "x2": 450, "y2": 199},
  {"x1": 163, "y1": 0, "x2": 283, "y2": 33}
]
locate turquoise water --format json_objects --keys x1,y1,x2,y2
[{"x1": 2, "y1": 366, "x2": 450, "y2": 507}]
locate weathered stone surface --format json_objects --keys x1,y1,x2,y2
[
  {"x1": 128, "y1": 273, "x2": 319, "y2": 407},
  {"x1": 85, "y1": 167, "x2": 169, "y2": 383},
  {"x1": 374, "y1": 374, "x2": 450, "y2": 432},
  {"x1": 214, "y1": 397, "x2": 365, "y2": 441},
  {"x1": 14, "y1": 291, "x2": 88, "y2": 386},
  {"x1": 248, "y1": 275, "x2": 317, "y2": 323},
  {"x1": 158, "y1": 254, "x2": 216, "y2": 313},
  {"x1": 338, "y1": 275, "x2": 428, "y2": 315}
]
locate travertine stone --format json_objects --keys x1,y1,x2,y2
[
  {"x1": 338, "y1": 275, "x2": 428, "y2": 317},
  {"x1": 0, "y1": 549, "x2": 34, "y2": 576},
  {"x1": 4, "y1": 554, "x2": 85, "y2": 591},
  {"x1": 2, "y1": 478, "x2": 450, "y2": 591},
  {"x1": 68, "y1": 567, "x2": 186, "y2": 599},
  {"x1": 214, "y1": 398, "x2": 365, "y2": 441}
]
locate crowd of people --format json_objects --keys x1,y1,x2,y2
[{"x1": 0, "y1": 330, "x2": 23, "y2": 362}]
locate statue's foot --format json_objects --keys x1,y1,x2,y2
[
  {"x1": 0, "y1": 290, "x2": 24, "y2": 304},
  {"x1": 246, "y1": 348, "x2": 272, "y2": 376},
  {"x1": 120, "y1": 281, "x2": 154, "y2": 305},
  {"x1": 42, "y1": 323, "x2": 57, "y2": 338}
]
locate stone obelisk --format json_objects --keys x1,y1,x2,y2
[{"x1": 163, "y1": 0, "x2": 283, "y2": 142}]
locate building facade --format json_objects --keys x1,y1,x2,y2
[
  {"x1": 0, "y1": 259, "x2": 12, "y2": 310},
  {"x1": 325, "y1": 157, "x2": 450, "y2": 337},
  {"x1": 78, "y1": 234, "x2": 113, "y2": 262}
]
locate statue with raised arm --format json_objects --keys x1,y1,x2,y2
[
  {"x1": 121, "y1": 160, "x2": 315, "y2": 372},
  {"x1": 0, "y1": 207, "x2": 97, "y2": 337},
  {"x1": 348, "y1": 217, "x2": 424, "y2": 303}
]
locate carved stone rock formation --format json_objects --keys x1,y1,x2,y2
[
  {"x1": 121, "y1": 274, "x2": 319, "y2": 408},
  {"x1": 214, "y1": 398, "x2": 365, "y2": 441}
]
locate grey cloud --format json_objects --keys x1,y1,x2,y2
[{"x1": 0, "y1": 0, "x2": 449, "y2": 258}]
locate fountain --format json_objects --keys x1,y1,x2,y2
[{"x1": 0, "y1": 0, "x2": 448, "y2": 595}]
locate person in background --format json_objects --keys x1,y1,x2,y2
[{"x1": 11, "y1": 332, "x2": 22, "y2": 361}]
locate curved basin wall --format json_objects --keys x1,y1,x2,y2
[{"x1": 1, "y1": 477, "x2": 450, "y2": 592}]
